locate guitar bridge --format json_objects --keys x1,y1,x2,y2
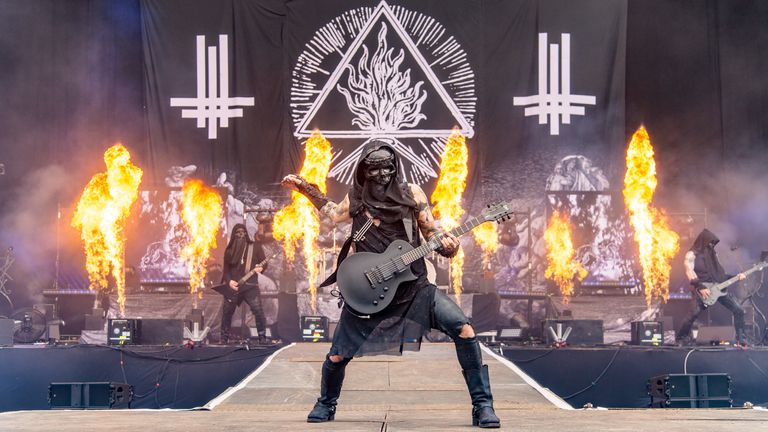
[{"x1": 365, "y1": 271, "x2": 380, "y2": 286}]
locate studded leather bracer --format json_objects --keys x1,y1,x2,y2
[{"x1": 295, "y1": 176, "x2": 329, "y2": 210}]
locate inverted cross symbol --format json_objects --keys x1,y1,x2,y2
[
  {"x1": 170, "y1": 35, "x2": 255, "y2": 139},
  {"x1": 513, "y1": 33, "x2": 596, "y2": 135}
]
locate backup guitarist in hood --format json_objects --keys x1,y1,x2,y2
[
  {"x1": 219, "y1": 223, "x2": 268, "y2": 344},
  {"x1": 282, "y1": 138, "x2": 501, "y2": 428},
  {"x1": 676, "y1": 229, "x2": 747, "y2": 346}
]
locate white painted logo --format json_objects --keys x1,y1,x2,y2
[
  {"x1": 514, "y1": 33, "x2": 596, "y2": 135},
  {"x1": 171, "y1": 35, "x2": 254, "y2": 140},
  {"x1": 291, "y1": 1, "x2": 476, "y2": 184}
]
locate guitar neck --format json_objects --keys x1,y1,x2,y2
[
  {"x1": 717, "y1": 263, "x2": 765, "y2": 289},
  {"x1": 402, "y1": 215, "x2": 485, "y2": 266},
  {"x1": 237, "y1": 254, "x2": 273, "y2": 285}
]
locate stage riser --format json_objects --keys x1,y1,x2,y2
[
  {"x1": 503, "y1": 346, "x2": 768, "y2": 408},
  {"x1": 0, "y1": 345, "x2": 280, "y2": 412}
]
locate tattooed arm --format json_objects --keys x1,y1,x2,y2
[
  {"x1": 320, "y1": 194, "x2": 351, "y2": 224},
  {"x1": 410, "y1": 184, "x2": 459, "y2": 257},
  {"x1": 281, "y1": 174, "x2": 351, "y2": 224}
]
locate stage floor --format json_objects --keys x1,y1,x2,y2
[{"x1": 2, "y1": 342, "x2": 767, "y2": 431}]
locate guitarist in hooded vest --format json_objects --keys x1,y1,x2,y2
[
  {"x1": 220, "y1": 223, "x2": 268, "y2": 344},
  {"x1": 676, "y1": 228, "x2": 747, "y2": 346},
  {"x1": 281, "y1": 139, "x2": 501, "y2": 428}
]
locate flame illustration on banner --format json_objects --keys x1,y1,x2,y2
[
  {"x1": 273, "y1": 131, "x2": 333, "y2": 312},
  {"x1": 180, "y1": 179, "x2": 223, "y2": 298},
  {"x1": 431, "y1": 130, "x2": 468, "y2": 301},
  {"x1": 544, "y1": 210, "x2": 587, "y2": 303},
  {"x1": 623, "y1": 126, "x2": 680, "y2": 305},
  {"x1": 71, "y1": 144, "x2": 143, "y2": 315},
  {"x1": 337, "y1": 23, "x2": 428, "y2": 131}
]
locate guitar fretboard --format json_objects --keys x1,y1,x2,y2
[{"x1": 401, "y1": 216, "x2": 485, "y2": 266}]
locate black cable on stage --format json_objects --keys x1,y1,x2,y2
[
  {"x1": 562, "y1": 346, "x2": 622, "y2": 400},
  {"x1": 119, "y1": 351, "x2": 128, "y2": 384}
]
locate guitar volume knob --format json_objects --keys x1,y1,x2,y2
[
  {"x1": 379, "y1": 294, "x2": 385, "y2": 299},
  {"x1": 373, "y1": 300, "x2": 378, "y2": 305}
]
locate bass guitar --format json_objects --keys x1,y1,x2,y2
[
  {"x1": 337, "y1": 202, "x2": 513, "y2": 315},
  {"x1": 209, "y1": 253, "x2": 276, "y2": 303},
  {"x1": 698, "y1": 260, "x2": 768, "y2": 307}
]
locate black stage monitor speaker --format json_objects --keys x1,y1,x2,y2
[
  {"x1": 542, "y1": 319, "x2": 603, "y2": 345},
  {"x1": 648, "y1": 373, "x2": 731, "y2": 408},
  {"x1": 631, "y1": 321, "x2": 663, "y2": 346},
  {"x1": 276, "y1": 293, "x2": 302, "y2": 342},
  {"x1": 696, "y1": 326, "x2": 735, "y2": 344},
  {"x1": 471, "y1": 293, "x2": 501, "y2": 333},
  {"x1": 0, "y1": 318, "x2": 13, "y2": 346},
  {"x1": 49, "y1": 382, "x2": 133, "y2": 409},
  {"x1": 107, "y1": 319, "x2": 139, "y2": 345},
  {"x1": 301, "y1": 316, "x2": 329, "y2": 342},
  {"x1": 140, "y1": 319, "x2": 184, "y2": 345}
]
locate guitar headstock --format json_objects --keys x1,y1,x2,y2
[{"x1": 481, "y1": 201, "x2": 513, "y2": 224}]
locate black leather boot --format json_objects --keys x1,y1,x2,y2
[
  {"x1": 463, "y1": 365, "x2": 501, "y2": 428},
  {"x1": 307, "y1": 356, "x2": 349, "y2": 423},
  {"x1": 455, "y1": 338, "x2": 500, "y2": 429}
]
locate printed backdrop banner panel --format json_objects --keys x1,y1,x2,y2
[
  {"x1": 283, "y1": 0, "x2": 486, "y2": 201},
  {"x1": 283, "y1": 0, "x2": 626, "y2": 204},
  {"x1": 141, "y1": 0, "x2": 627, "y2": 294},
  {"x1": 479, "y1": 0, "x2": 627, "y2": 200},
  {"x1": 141, "y1": 0, "x2": 290, "y2": 186}
]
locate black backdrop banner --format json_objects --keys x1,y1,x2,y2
[
  {"x1": 141, "y1": 0, "x2": 626, "y2": 202},
  {"x1": 141, "y1": 0, "x2": 289, "y2": 186}
]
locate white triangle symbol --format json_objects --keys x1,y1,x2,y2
[{"x1": 293, "y1": 0, "x2": 474, "y2": 139}]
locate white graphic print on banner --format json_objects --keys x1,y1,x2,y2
[
  {"x1": 170, "y1": 35, "x2": 255, "y2": 140},
  {"x1": 291, "y1": 1, "x2": 476, "y2": 185},
  {"x1": 514, "y1": 33, "x2": 596, "y2": 135}
]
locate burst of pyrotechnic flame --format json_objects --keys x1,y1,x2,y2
[
  {"x1": 623, "y1": 126, "x2": 680, "y2": 305},
  {"x1": 473, "y1": 221, "x2": 499, "y2": 270},
  {"x1": 71, "y1": 144, "x2": 143, "y2": 315},
  {"x1": 431, "y1": 130, "x2": 468, "y2": 301},
  {"x1": 180, "y1": 179, "x2": 223, "y2": 297},
  {"x1": 544, "y1": 210, "x2": 587, "y2": 303},
  {"x1": 273, "y1": 131, "x2": 332, "y2": 312}
]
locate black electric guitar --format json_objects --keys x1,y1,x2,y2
[
  {"x1": 698, "y1": 260, "x2": 768, "y2": 307},
  {"x1": 337, "y1": 202, "x2": 513, "y2": 315},
  {"x1": 209, "y1": 253, "x2": 276, "y2": 303}
]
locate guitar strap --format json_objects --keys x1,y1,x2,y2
[
  {"x1": 319, "y1": 215, "x2": 374, "y2": 289},
  {"x1": 244, "y1": 244, "x2": 255, "y2": 284},
  {"x1": 403, "y1": 215, "x2": 413, "y2": 243}
]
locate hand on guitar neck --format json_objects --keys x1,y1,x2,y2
[{"x1": 229, "y1": 265, "x2": 264, "y2": 291}]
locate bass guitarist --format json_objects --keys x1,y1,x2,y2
[
  {"x1": 220, "y1": 223, "x2": 268, "y2": 344},
  {"x1": 281, "y1": 139, "x2": 500, "y2": 428},
  {"x1": 676, "y1": 229, "x2": 746, "y2": 346}
]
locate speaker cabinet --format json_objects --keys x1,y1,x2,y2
[
  {"x1": 0, "y1": 318, "x2": 13, "y2": 346},
  {"x1": 140, "y1": 319, "x2": 184, "y2": 345},
  {"x1": 49, "y1": 382, "x2": 133, "y2": 409},
  {"x1": 648, "y1": 374, "x2": 732, "y2": 408},
  {"x1": 301, "y1": 316, "x2": 329, "y2": 342},
  {"x1": 631, "y1": 321, "x2": 663, "y2": 346},
  {"x1": 542, "y1": 319, "x2": 604, "y2": 345}
]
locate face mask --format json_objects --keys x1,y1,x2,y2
[
  {"x1": 363, "y1": 148, "x2": 396, "y2": 186},
  {"x1": 364, "y1": 163, "x2": 396, "y2": 185}
]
